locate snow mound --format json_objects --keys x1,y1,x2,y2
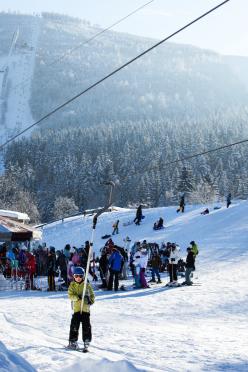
[
  {"x1": 63, "y1": 358, "x2": 144, "y2": 372},
  {"x1": 0, "y1": 341, "x2": 35, "y2": 372}
]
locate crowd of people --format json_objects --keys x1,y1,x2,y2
[{"x1": 0, "y1": 237, "x2": 199, "y2": 291}]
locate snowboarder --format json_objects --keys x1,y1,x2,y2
[
  {"x1": 182, "y1": 247, "x2": 195, "y2": 286},
  {"x1": 226, "y1": 193, "x2": 232, "y2": 208},
  {"x1": 112, "y1": 219, "x2": 119, "y2": 235},
  {"x1": 133, "y1": 205, "x2": 143, "y2": 225},
  {"x1": 67, "y1": 267, "x2": 95, "y2": 351},
  {"x1": 177, "y1": 194, "x2": 185, "y2": 213}
]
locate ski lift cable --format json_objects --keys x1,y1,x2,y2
[
  {"x1": 0, "y1": 0, "x2": 231, "y2": 151},
  {"x1": 11, "y1": 0, "x2": 155, "y2": 92},
  {"x1": 45, "y1": 0, "x2": 155, "y2": 69},
  {"x1": 163, "y1": 138, "x2": 248, "y2": 167},
  {"x1": 120, "y1": 135, "x2": 248, "y2": 181}
]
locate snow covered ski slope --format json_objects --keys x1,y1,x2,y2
[
  {"x1": 1, "y1": 201, "x2": 248, "y2": 371},
  {"x1": 0, "y1": 17, "x2": 40, "y2": 141}
]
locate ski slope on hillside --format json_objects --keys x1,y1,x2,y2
[
  {"x1": 41, "y1": 201, "x2": 248, "y2": 265},
  {"x1": 0, "y1": 17, "x2": 40, "y2": 141},
  {"x1": 1, "y1": 201, "x2": 248, "y2": 371}
]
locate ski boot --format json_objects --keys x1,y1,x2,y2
[
  {"x1": 66, "y1": 341, "x2": 79, "y2": 350},
  {"x1": 157, "y1": 279, "x2": 162, "y2": 284},
  {"x1": 83, "y1": 339, "x2": 90, "y2": 353},
  {"x1": 148, "y1": 279, "x2": 156, "y2": 283}
]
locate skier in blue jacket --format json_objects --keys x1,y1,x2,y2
[{"x1": 107, "y1": 247, "x2": 124, "y2": 291}]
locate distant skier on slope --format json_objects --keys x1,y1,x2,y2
[
  {"x1": 67, "y1": 267, "x2": 95, "y2": 352},
  {"x1": 226, "y1": 193, "x2": 232, "y2": 208},
  {"x1": 112, "y1": 219, "x2": 119, "y2": 235},
  {"x1": 177, "y1": 194, "x2": 185, "y2": 213},
  {"x1": 133, "y1": 205, "x2": 143, "y2": 225}
]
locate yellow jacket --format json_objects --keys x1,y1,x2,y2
[{"x1": 68, "y1": 280, "x2": 95, "y2": 313}]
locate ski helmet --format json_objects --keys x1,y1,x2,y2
[{"x1": 73, "y1": 267, "x2": 85, "y2": 276}]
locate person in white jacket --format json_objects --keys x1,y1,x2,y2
[
  {"x1": 136, "y1": 249, "x2": 149, "y2": 288},
  {"x1": 168, "y1": 243, "x2": 180, "y2": 284}
]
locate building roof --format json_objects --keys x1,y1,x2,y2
[
  {"x1": 0, "y1": 209, "x2": 30, "y2": 222},
  {"x1": 0, "y1": 216, "x2": 41, "y2": 242}
]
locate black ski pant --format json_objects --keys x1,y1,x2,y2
[
  {"x1": 112, "y1": 227, "x2": 119, "y2": 234},
  {"x1": 69, "y1": 312, "x2": 92, "y2": 342},
  {"x1": 99, "y1": 267, "x2": 108, "y2": 288},
  {"x1": 48, "y1": 273, "x2": 55, "y2": 291},
  {"x1": 177, "y1": 206, "x2": 184, "y2": 213},
  {"x1": 133, "y1": 216, "x2": 141, "y2": 225},
  {"x1": 108, "y1": 269, "x2": 119, "y2": 291},
  {"x1": 168, "y1": 264, "x2": 178, "y2": 282}
]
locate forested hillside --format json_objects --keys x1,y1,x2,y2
[{"x1": 1, "y1": 12, "x2": 248, "y2": 222}]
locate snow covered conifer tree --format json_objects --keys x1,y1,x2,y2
[{"x1": 53, "y1": 196, "x2": 79, "y2": 220}]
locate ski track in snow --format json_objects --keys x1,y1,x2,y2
[{"x1": 1, "y1": 202, "x2": 248, "y2": 371}]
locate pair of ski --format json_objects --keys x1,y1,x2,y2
[
  {"x1": 65, "y1": 345, "x2": 89, "y2": 353},
  {"x1": 165, "y1": 282, "x2": 201, "y2": 287}
]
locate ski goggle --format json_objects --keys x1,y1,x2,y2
[{"x1": 74, "y1": 274, "x2": 84, "y2": 278}]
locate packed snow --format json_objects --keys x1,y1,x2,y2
[
  {"x1": 1, "y1": 201, "x2": 248, "y2": 371},
  {"x1": 0, "y1": 341, "x2": 35, "y2": 372}
]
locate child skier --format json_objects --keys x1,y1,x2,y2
[{"x1": 67, "y1": 267, "x2": 95, "y2": 351}]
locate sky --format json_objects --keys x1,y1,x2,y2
[{"x1": 0, "y1": 0, "x2": 247, "y2": 56}]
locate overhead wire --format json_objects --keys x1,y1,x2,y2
[
  {"x1": 0, "y1": 0, "x2": 231, "y2": 151},
  {"x1": 163, "y1": 138, "x2": 248, "y2": 167},
  {"x1": 12, "y1": 0, "x2": 155, "y2": 92}
]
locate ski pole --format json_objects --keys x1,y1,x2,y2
[{"x1": 80, "y1": 181, "x2": 115, "y2": 314}]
